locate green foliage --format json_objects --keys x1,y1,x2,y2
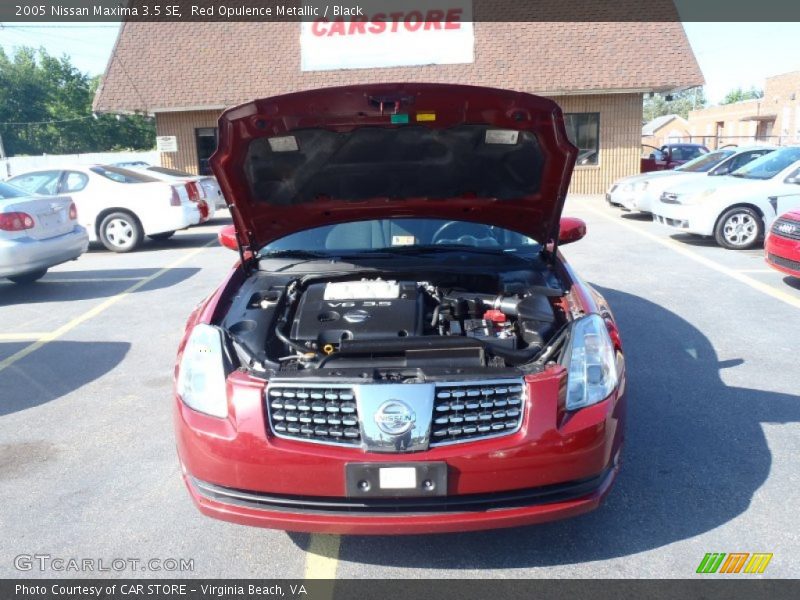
[
  {"x1": 0, "y1": 47, "x2": 155, "y2": 156},
  {"x1": 643, "y1": 87, "x2": 706, "y2": 123},
  {"x1": 721, "y1": 86, "x2": 764, "y2": 105}
]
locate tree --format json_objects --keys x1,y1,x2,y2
[
  {"x1": 0, "y1": 47, "x2": 155, "y2": 156},
  {"x1": 643, "y1": 87, "x2": 706, "y2": 124},
  {"x1": 721, "y1": 86, "x2": 764, "y2": 105}
]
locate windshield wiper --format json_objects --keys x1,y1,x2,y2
[
  {"x1": 260, "y1": 249, "x2": 334, "y2": 259},
  {"x1": 358, "y1": 244, "x2": 525, "y2": 256}
]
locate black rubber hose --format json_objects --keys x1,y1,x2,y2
[
  {"x1": 274, "y1": 320, "x2": 309, "y2": 354},
  {"x1": 480, "y1": 339, "x2": 543, "y2": 363}
]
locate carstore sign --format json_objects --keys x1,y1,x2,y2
[{"x1": 300, "y1": 1, "x2": 474, "y2": 71}]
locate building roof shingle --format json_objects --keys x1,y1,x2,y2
[{"x1": 94, "y1": 18, "x2": 704, "y2": 113}]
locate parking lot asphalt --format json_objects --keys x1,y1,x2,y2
[{"x1": 1, "y1": 197, "x2": 798, "y2": 579}]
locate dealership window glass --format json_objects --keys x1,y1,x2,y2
[
  {"x1": 564, "y1": 113, "x2": 599, "y2": 165},
  {"x1": 196, "y1": 128, "x2": 218, "y2": 176}
]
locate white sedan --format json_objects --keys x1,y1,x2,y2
[
  {"x1": 607, "y1": 146, "x2": 776, "y2": 213},
  {"x1": 0, "y1": 181, "x2": 88, "y2": 284},
  {"x1": 8, "y1": 165, "x2": 207, "y2": 252},
  {"x1": 126, "y1": 165, "x2": 226, "y2": 210},
  {"x1": 652, "y1": 146, "x2": 800, "y2": 249}
]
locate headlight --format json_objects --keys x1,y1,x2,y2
[
  {"x1": 681, "y1": 188, "x2": 716, "y2": 205},
  {"x1": 176, "y1": 324, "x2": 229, "y2": 418},
  {"x1": 562, "y1": 314, "x2": 619, "y2": 410}
]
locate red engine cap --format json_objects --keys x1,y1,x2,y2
[{"x1": 483, "y1": 309, "x2": 506, "y2": 323}]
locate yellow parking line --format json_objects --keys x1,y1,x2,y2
[
  {"x1": 582, "y1": 203, "x2": 800, "y2": 311},
  {"x1": 0, "y1": 242, "x2": 214, "y2": 374},
  {"x1": 304, "y1": 534, "x2": 341, "y2": 580},
  {"x1": 0, "y1": 333, "x2": 49, "y2": 341}
]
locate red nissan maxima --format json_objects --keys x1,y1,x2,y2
[
  {"x1": 174, "y1": 84, "x2": 626, "y2": 535},
  {"x1": 765, "y1": 209, "x2": 800, "y2": 279}
]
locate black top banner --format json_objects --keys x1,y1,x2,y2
[{"x1": 2, "y1": 0, "x2": 800, "y2": 22}]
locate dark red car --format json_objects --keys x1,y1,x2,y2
[
  {"x1": 174, "y1": 84, "x2": 626, "y2": 534},
  {"x1": 766, "y1": 209, "x2": 800, "y2": 278},
  {"x1": 641, "y1": 143, "x2": 709, "y2": 173}
]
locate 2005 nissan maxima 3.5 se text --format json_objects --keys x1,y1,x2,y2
[{"x1": 173, "y1": 83, "x2": 627, "y2": 535}]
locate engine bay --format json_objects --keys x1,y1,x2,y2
[{"x1": 221, "y1": 266, "x2": 570, "y2": 374}]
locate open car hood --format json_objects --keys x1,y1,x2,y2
[{"x1": 211, "y1": 84, "x2": 577, "y2": 252}]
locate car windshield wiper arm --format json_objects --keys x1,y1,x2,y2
[
  {"x1": 358, "y1": 244, "x2": 521, "y2": 256},
  {"x1": 260, "y1": 249, "x2": 334, "y2": 259}
]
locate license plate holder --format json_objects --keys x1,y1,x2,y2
[{"x1": 345, "y1": 462, "x2": 447, "y2": 497}]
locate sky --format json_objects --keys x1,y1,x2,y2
[{"x1": 1, "y1": 21, "x2": 799, "y2": 105}]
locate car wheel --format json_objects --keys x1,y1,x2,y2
[
  {"x1": 148, "y1": 231, "x2": 175, "y2": 241},
  {"x1": 99, "y1": 211, "x2": 143, "y2": 252},
  {"x1": 714, "y1": 207, "x2": 763, "y2": 250},
  {"x1": 7, "y1": 268, "x2": 48, "y2": 284}
]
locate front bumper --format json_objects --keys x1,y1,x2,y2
[
  {"x1": 652, "y1": 202, "x2": 714, "y2": 236},
  {"x1": 0, "y1": 226, "x2": 89, "y2": 278},
  {"x1": 175, "y1": 368, "x2": 626, "y2": 534},
  {"x1": 606, "y1": 188, "x2": 632, "y2": 209},
  {"x1": 184, "y1": 465, "x2": 618, "y2": 535},
  {"x1": 765, "y1": 232, "x2": 800, "y2": 278}
]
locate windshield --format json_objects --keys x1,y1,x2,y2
[
  {"x1": 676, "y1": 150, "x2": 734, "y2": 172},
  {"x1": 260, "y1": 219, "x2": 541, "y2": 256},
  {"x1": 731, "y1": 147, "x2": 800, "y2": 180},
  {"x1": 91, "y1": 166, "x2": 159, "y2": 183},
  {"x1": 0, "y1": 181, "x2": 26, "y2": 199}
]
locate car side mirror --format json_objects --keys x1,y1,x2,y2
[
  {"x1": 785, "y1": 176, "x2": 800, "y2": 185},
  {"x1": 218, "y1": 224, "x2": 239, "y2": 251},
  {"x1": 559, "y1": 217, "x2": 587, "y2": 245}
]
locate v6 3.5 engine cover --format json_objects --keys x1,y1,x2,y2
[{"x1": 290, "y1": 280, "x2": 424, "y2": 345}]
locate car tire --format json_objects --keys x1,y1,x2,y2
[
  {"x1": 148, "y1": 231, "x2": 175, "y2": 241},
  {"x1": 714, "y1": 206, "x2": 764, "y2": 250},
  {"x1": 7, "y1": 268, "x2": 48, "y2": 284},
  {"x1": 99, "y1": 211, "x2": 143, "y2": 252}
]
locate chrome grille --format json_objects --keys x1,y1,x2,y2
[
  {"x1": 772, "y1": 217, "x2": 800, "y2": 241},
  {"x1": 430, "y1": 379, "x2": 525, "y2": 445},
  {"x1": 267, "y1": 384, "x2": 360, "y2": 446}
]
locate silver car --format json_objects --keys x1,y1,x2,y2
[{"x1": 0, "y1": 181, "x2": 89, "y2": 284}]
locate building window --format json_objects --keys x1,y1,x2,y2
[
  {"x1": 565, "y1": 113, "x2": 600, "y2": 165},
  {"x1": 195, "y1": 128, "x2": 218, "y2": 175}
]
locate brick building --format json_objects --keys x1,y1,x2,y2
[
  {"x1": 642, "y1": 114, "x2": 692, "y2": 147},
  {"x1": 686, "y1": 71, "x2": 800, "y2": 148},
  {"x1": 94, "y1": 16, "x2": 702, "y2": 194}
]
